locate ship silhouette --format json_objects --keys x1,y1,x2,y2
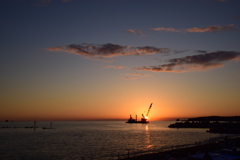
[{"x1": 126, "y1": 103, "x2": 152, "y2": 123}]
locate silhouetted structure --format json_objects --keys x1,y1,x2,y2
[
  {"x1": 168, "y1": 116, "x2": 240, "y2": 134},
  {"x1": 126, "y1": 103, "x2": 152, "y2": 123}
]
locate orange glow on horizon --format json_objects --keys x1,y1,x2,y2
[{"x1": 1, "y1": 96, "x2": 239, "y2": 122}]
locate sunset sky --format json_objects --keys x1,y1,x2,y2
[{"x1": 1, "y1": 0, "x2": 240, "y2": 121}]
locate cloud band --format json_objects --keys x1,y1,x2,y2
[
  {"x1": 136, "y1": 51, "x2": 240, "y2": 72},
  {"x1": 46, "y1": 43, "x2": 170, "y2": 59},
  {"x1": 150, "y1": 24, "x2": 236, "y2": 33}
]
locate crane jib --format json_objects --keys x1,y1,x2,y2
[{"x1": 146, "y1": 103, "x2": 152, "y2": 117}]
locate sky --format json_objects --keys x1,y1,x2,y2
[{"x1": 1, "y1": 0, "x2": 240, "y2": 121}]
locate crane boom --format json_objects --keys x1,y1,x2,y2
[{"x1": 146, "y1": 103, "x2": 152, "y2": 117}]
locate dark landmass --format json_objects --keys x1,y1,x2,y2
[{"x1": 168, "y1": 116, "x2": 240, "y2": 134}]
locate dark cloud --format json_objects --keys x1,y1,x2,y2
[
  {"x1": 136, "y1": 51, "x2": 240, "y2": 73},
  {"x1": 195, "y1": 50, "x2": 208, "y2": 53},
  {"x1": 135, "y1": 46, "x2": 170, "y2": 55},
  {"x1": 47, "y1": 43, "x2": 170, "y2": 59}
]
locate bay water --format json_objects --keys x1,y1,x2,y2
[{"x1": 0, "y1": 121, "x2": 231, "y2": 160}]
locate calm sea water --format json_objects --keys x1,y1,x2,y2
[{"x1": 0, "y1": 121, "x2": 232, "y2": 160}]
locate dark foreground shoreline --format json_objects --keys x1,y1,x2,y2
[{"x1": 120, "y1": 136, "x2": 240, "y2": 160}]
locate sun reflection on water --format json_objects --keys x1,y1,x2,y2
[{"x1": 145, "y1": 124, "x2": 154, "y2": 149}]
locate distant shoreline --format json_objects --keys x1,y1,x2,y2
[{"x1": 1, "y1": 119, "x2": 177, "y2": 122}]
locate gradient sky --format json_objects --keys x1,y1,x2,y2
[{"x1": 1, "y1": 0, "x2": 240, "y2": 121}]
